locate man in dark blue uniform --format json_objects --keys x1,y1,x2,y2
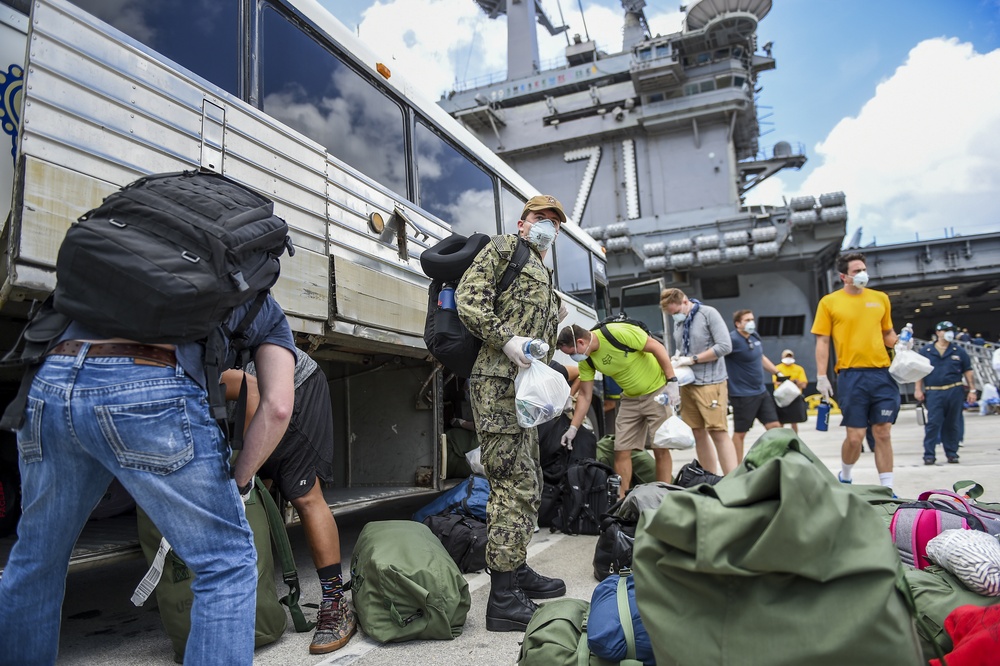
[
  {"x1": 914, "y1": 321, "x2": 977, "y2": 465},
  {"x1": 725, "y1": 309, "x2": 780, "y2": 462}
]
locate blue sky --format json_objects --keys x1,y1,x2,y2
[{"x1": 330, "y1": 0, "x2": 1000, "y2": 245}]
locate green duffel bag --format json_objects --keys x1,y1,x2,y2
[
  {"x1": 905, "y1": 565, "x2": 1000, "y2": 661},
  {"x1": 633, "y1": 428, "x2": 924, "y2": 666},
  {"x1": 135, "y1": 477, "x2": 311, "y2": 663},
  {"x1": 596, "y1": 435, "x2": 655, "y2": 486},
  {"x1": 350, "y1": 520, "x2": 471, "y2": 642},
  {"x1": 516, "y1": 598, "x2": 623, "y2": 666}
]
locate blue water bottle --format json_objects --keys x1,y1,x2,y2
[
  {"x1": 816, "y1": 399, "x2": 831, "y2": 432},
  {"x1": 438, "y1": 284, "x2": 456, "y2": 311}
]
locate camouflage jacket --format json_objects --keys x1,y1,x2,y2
[{"x1": 456, "y1": 234, "x2": 558, "y2": 380}]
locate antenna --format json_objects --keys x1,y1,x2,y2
[{"x1": 577, "y1": 0, "x2": 591, "y2": 41}]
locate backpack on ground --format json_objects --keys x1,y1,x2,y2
[
  {"x1": 672, "y1": 458, "x2": 723, "y2": 488},
  {"x1": 633, "y1": 429, "x2": 924, "y2": 666},
  {"x1": 539, "y1": 413, "x2": 597, "y2": 484},
  {"x1": 583, "y1": 314, "x2": 654, "y2": 371},
  {"x1": 411, "y1": 474, "x2": 490, "y2": 523},
  {"x1": 538, "y1": 481, "x2": 561, "y2": 528},
  {"x1": 350, "y1": 520, "x2": 471, "y2": 642},
  {"x1": 516, "y1": 596, "x2": 645, "y2": 666},
  {"x1": 133, "y1": 477, "x2": 311, "y2": 662},
  {"x1": 552, "y1": 459, "x2": 617, "y2": 536},
  {"x1": 890, "y1": 489, "x2": 1000, "y2": 569},
  {"x1": 0, "y1": 170, "x2": 293, "y2": 430},
  {"x1": 593, "y1": 482, "x2": 677, "y2": 581},
  {"x1": 422, "y1": 513, "x2": 487, "y2": 573},
  {"x1": 588, "y1": 572, "x2": 654, "y2": 665},
  {"x1": 420, "y1": 233, "x2": 530, "y2": 378},
  {"x1": 596, "y1": 435, "x2": 655, "y2": 487}
]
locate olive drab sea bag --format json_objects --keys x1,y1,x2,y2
[{"x1": 632, "y1": 429, "x2": 925, "y2": 666}]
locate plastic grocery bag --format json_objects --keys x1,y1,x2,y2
[
  {"x1": 674, "y1": 365, "x2": 695, "y2": 386},
  {"x1": 772, "y1": 379, "x2": 801, "y2": 408},
  {"x1": 652, "y1": 416, "x2": 695, "y2": 450},
  {"x1": 464, "y1": 447, "x2": 485, "y2": 475},
  {"x1": 888, "y1": 349, "x2": 933, "y2": 384},
  {"x1": 514, "y1": 360, "x2": 571, "y2": 428}
]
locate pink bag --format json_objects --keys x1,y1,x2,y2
[{"x1": 890, "y1": 490, "x2": 1000, "y2": 569}]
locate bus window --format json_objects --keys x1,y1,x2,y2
[
  {"x1": 413, "y1": 119, "x2": 497, "y2": 234},
  {"x1": 500, "y1": 184, "x2": 525, "y2": 233},
  {"x1": 68, "y1": 0, "x2": 240, "y2": 98},
  {"x1": 554, "y1": 232, "x2": 595, "y2": 307},
  {"x1": 260, "y1": 6, "x2": 407, "y2": 198}
]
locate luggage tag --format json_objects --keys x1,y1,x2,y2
[{"x1": 131, "y1": 536, "x2": 171, "y2": 606}]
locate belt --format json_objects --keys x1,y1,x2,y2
[
  {"x1": 46, "y1": 341, "x2": 177, "y2": 368},
  {"x1": 925, "y1": 382, "x2": 963, "y2": 391}
]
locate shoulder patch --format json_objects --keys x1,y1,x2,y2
[{"x1": 490, "y1": 234, "x2": 516, "y2": 257}]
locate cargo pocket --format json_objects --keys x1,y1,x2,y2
[
  {"x1": 17, "y1": 396, "x2": 44, "y2": 463},
  {"x1": 96, "y1": 397, "x2": 195, "y2": 474}
]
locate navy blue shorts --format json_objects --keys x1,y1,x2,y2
[{"x1": 836, "y1": 368, "x2": 900, "y2": 429}]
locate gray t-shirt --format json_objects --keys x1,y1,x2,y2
[{"x1": 244, "y1": 346, "x2": 317, "y2": 388}]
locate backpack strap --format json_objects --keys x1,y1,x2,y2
[
  {"x1": 616, "y1": 570, "x2": 643, "y2": 666},
  {"x1": 255, "y1": 477, "x2": 314, "y2": 633},
  {"x1": 497, "y1": 236, "x2": 531, "y2": 294},
  {"x1": 206, "y1": 290, "x2": 270, "y2": 433},
  {"x1": 599, "y1": 324, "x2": 638, "y2": 356}
]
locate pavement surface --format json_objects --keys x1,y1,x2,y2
[{"x1": 51, "y1": 405, "x2": 1000, "y2": 665}]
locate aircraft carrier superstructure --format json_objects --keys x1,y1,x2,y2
[{"x1": 440, "y1": 0, "x2": 849, "y2": 373}]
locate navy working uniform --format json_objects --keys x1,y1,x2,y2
[{"x1": 917, "y1": 341, "x2": 971, "y2": 463}]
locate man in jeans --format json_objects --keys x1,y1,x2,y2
[
  {"x1": 0, "y1": 295, "x2": 296, "y2": 666},
  {"x1": 660, "y1": 288, "x2": 737, "y2": 474}
]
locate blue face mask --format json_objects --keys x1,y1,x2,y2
[
  {"x1": 527, "y1": 220, "x2": 556, "y2": 251},
  {"x1": 671, "y1": 311, "x2": 687, "y2": 324}
]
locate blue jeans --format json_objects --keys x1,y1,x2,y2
[
  {"x1": 0, "y1": 349, "x2": 256, "y2": 666},
  {"x1": 922, "y1": 386, "x2": 964, "y2": 461}
]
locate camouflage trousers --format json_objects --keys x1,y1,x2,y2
[{"x1": 469, "y1": 376, "x2": 542, "y2": 572}]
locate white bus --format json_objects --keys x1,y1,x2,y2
[{"x1": 0, "y1": 0, "x2": 609, "y2": 569}]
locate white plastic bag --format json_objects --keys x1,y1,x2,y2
[
  {"x1": 652, "y1": 415, "x2": 695, "y2": 450},
  {"x1": 674, "y1": 365, "x2": 695, "y2": 386},
  {"x1": 514, "y1": 360, "x2": 571, "y2": 428},
  {"x1": 772, "y1": 379, "x2": 802, "y2": 408},
  {"x1": 464, "y1": 447, "x2": 484, "y2": 475},
  {"x1": 889, "y1": 349, "x2": 933, "y2": 384}
]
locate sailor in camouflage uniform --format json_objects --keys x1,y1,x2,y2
[{"x1": 456, "y1": 195, "x2": 567, "y2": 632}]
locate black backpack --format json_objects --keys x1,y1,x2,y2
[
  {"x1": 672, "y1": 459, "x2": 723, "y2": 488},
  {"x1": 551, "y1": 458, "x2": 617, "y2": 535},
  {"x1": 1, "y1": 170, "x2": 293, "y2": 430},
  {"x1": 537, "y1": 413, "x2": 597, "y2": 484},
  {"x1": 420, "y1": 233, "x2": 530, "y2": 378},
  {"x1": 422, "y1": 513, "x2": 488, "y2": 573},
  {"x1": 583, "y1": 314, "x2": 654, "y2": 371}
]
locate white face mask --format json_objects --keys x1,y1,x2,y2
[
  {"x1": 743, "y1": 320, "x2": 756, "y2": 334},
  {"x1": 943, "y1": 331, "x2": 955, "y2": 342},
  {"x1": 671, "y1": 307, "x2": 687, "y2": 324},
  {"x1": 782, "y1": 357, "x2": 795, "y2": 365},
  {"x1": 850, "y1": 270, "x2": 870, "y2": 288},
  {"x1": 569, "y1": 333, "x2": 591, "y2": 362},
  {"x1": 526, "y1": 220, "x2": 556, "y2": 251}
]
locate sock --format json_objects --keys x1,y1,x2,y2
[
  {"x1": 318, "y1": 563, "x2": 343, "y2": 603},
  {"x1": 879, "y1": 473, "x2": 894, "y2": 488},
  {"x1": 840, "y1": 463, "x2": 854, "y2": 482}
]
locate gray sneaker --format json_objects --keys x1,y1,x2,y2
[{"x1": 309, "y1": 595, "x2": 357, "y2": 654}]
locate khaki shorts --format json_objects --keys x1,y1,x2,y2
[
  {"x1": 679, "y1": 382, "x2": 729, "y2": 431},
  {"x1": 614, "y1": 387, "x2": 671, "y2": 451}
]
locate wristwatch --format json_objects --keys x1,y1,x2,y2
[
  {"x1": 692, "y1": 355, "x2": 699, "y2": 364},
  {"x1": 666, "y1": 376, "x2": 678, "y2": 383},
  {"x1": 237, "y1": 480, "x2": 253, "y2": 497}
]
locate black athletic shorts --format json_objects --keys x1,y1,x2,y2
[
  {"x1": 258, "y1": 369, "x2": 335, "y2": 501},
  {"x1": 776, "y1": 394, "x2": 808, "y2": 424},
  {"x1": 731, "y1": 391, "x2": 780, "y2": 433}
]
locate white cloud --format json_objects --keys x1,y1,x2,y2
[
  {"x1": 355, "y1": 0, "x2": 683, "y2": 98},
  {"x1": 746, "y1": 38, "x2": 1000, "y2": 245}
]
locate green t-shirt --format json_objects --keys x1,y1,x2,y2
[{"x1": 578, "y1": 323, "x2": 665, "y2": 397}]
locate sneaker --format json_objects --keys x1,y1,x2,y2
[
  {"x1": 309, "y1": 595, "x2": 357, "y2": 655},
  {"x1": 924, "y1": 458, "x2": 935, "y2": 466},
  {"x1": 947, "y1": 456, "x2": 960, "y2": 464},
  {"x1": 837, "y1": 472, "x2": 852, "y2": 484}
]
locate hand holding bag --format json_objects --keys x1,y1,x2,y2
[{"x1": 514, "y1": 359, "x2": 572, "y2": 428}]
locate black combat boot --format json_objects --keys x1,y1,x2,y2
[
  {"x1": 515, "y1": 563, "x2": 567, "y2": 599},
  {"x1": 486, "y1": 569, "x2": 539, "y2": 632}
]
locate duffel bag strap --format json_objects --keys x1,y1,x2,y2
[
  {"x1": 256, "y1": 477, "x2": 314, "y2": 632},
  {"x1": 894, "y1": 569, "x2": 947, "y2": 664},
  {"x1": 616, "y1": 569, "x2": 643, "y2": 666}
]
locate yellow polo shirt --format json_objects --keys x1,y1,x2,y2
[{"x1": 811, "y1": 288, "x2": 893, "y2": 372}]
